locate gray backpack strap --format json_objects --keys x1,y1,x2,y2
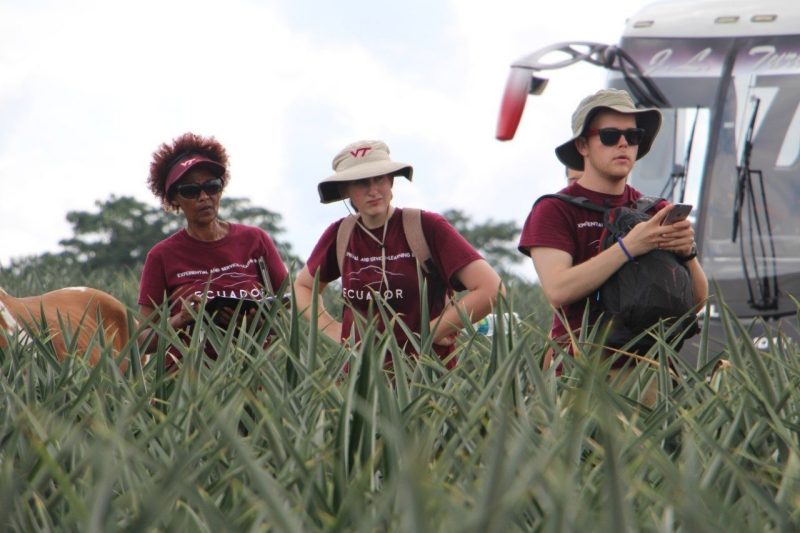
[
  {"x1": 535, "y1": 193, "x2": 607, "y2": 213},
  {"x1": 401, "y1": 208, "x2": 432, "y2": 274},
  {"x1": 335, "y1": 215, "x2": 358, "y2": 276},
  {"x1": 635, "y1": 195, "x2": 663, "y2": 213}
]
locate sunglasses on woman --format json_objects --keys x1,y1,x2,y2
[
  {"x1": 174, "y1": 178, "x2": 223, "y2": 199},
  {"x1": 585, "y1": 127, "x2": 645, "y2": 146}
]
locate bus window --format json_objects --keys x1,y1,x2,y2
[
  {"x1": 702, "y1": 40, "x2": 800, "y2": 285},
  {"x1": 628, "y1": 106, "x2": 709, "y2": 212}
]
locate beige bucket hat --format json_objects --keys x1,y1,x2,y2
[
  {"x1": 555, "y1": 88, "x2": 662, "y2": 171},
  {"x1": 318, "y1": 140, "x2": 413, "y2": 203}
]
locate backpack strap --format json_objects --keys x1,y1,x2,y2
[
  {"x1": 335, "y1": 209, "x2": 439, "y2": 278},
  {"x1": 335, "y1": 214, "x2": 358, "y2": 276},
  {"x1": 401, "y1": 208, "x2": 433, "y2": 275},
  {"x1": 403, "y1": 208, "x2": 449, "y2": 305},
  {"x1": 635, "y1": 195, "x2": 663, "y2": 213},
  {"x1": 534, "y1": 193, "x2": 608, "y2": 213},
  {"x1": 537, "y1": 193, "x2": 666, "y2": 215}
]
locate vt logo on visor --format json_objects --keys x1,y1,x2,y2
[{"x1": 180, "y1": 157, "x2": 200, "y2": 168}]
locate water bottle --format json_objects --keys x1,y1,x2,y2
[
  {"x1": 471, "y1": 313, "x2": 519, "y2": 336},
  {"x1": 474, "y1": 315, "x2": 494, "y2": 335}
]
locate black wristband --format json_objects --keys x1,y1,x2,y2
[{"x1": 678, "y1": 241, "x2": 698, "y2": 262}]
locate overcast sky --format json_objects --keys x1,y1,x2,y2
[{"x1": 1, "y1": 0, "x2": 653, "y2": 278}]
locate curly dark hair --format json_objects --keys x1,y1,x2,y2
[{"x1": 148, "y1": 132, "x2": 230, "y2": 211}]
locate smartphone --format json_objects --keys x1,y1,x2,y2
[
  {"x1": 205, "y1": 294, "x2": 290, "y2": 314},
  {"x1": 205, "y1": 296, "x2": 260, "y2": 314},
  {"x1": 662, "y1": 203, "x2": 693, "y2": 225}
]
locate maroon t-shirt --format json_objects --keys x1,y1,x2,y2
[
  {"x1": 306, "y1": 208, "x2": 482, "y2": 363},
  {"x1": 139, "y1": 223, "x2": 288, "y2": 365},
  {"x1": 518, "y1": 182, "x2": 666, "y2": 344}
]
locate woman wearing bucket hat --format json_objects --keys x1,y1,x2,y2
[
  {"x1": 294, "y1": 140, "x2": 503, "y2": 367},
  {"x1": 518, "y1": 89, "x2": 708, "y2": 369},
  {"x1": 137, "y1": 132, "x2": 288, "y2": 367}
]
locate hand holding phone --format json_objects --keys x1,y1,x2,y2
[
  {"x1": 205, "y1": 294, "x2": 291, "y2": 315},
  {"x1": 662, "y1": 203, "x2": 692, "y2": 225},
  {"x1": 205, "y1": 296, "x2": 259, "y2": 314}
]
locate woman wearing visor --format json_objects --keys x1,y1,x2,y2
[
  {"x1": 137, "y1": 132, "x2": 288, "y2": 366},
  {"x1": 294, "y1": 140, "x2": 503, "y2": 367}
]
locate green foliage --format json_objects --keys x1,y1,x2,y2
[
  {"x1": 3, "y1": 194, "x2": 299, "y2": 283},
  {"x1": 2, "y1": 272, "x2": 799, "y2": 531},
  {"x1": 501, "y1": 274, "x2": 549, "y2": 322},
  {"x1": 5, "y1": 198, "x2": 515, "y2": 289},
  {"x1": 58, "y1": 195, "x2": 299, "y2": 269},
  {"x1": 0, "y1": 256, "x2": 141, "y2": 307},
  {"x1": 218, "y1": 197, "x2": 300, "y2": 267},
  {"x1": 60, "y1": 195, "x2": 181, "y2": 269},
  {"x1": 442, "y1": 208, "x2": 523, "y2": 274}
]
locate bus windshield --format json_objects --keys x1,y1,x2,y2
[{"x1": 613, "y1": 35, "x2": 800, "y2": 288}]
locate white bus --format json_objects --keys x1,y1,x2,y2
[{"x1": 498, "y1": 0, "x2": 800, "y2": 356}]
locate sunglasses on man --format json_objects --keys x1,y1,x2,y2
[
  {"x1": 173, "y1": 178, "x2": 223, "y2": 199},
  {"x1": 585, "y1": 127, "x2": 645, "y2": 146}
]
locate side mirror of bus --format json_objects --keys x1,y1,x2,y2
[{"x1": 496, "y1": 68, "x2": 548, "y2": 141}]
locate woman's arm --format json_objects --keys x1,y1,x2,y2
[
  {"x1": 294, "y1": 265, "x2": 343, "y2": 343},
  {"x1": 429, "y1": 259, "x2": 504, "y2": 344},
  {"x1": 137, "y1": 295, "x2": 200, "y2": 353}
]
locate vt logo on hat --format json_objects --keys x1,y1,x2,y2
[{"x1": 350, "y1": 147, "x2": 373, "y2": 158}]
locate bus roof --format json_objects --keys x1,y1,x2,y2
[{"x1": 625, "y1": 0, "x2": 800, "y2": 38}]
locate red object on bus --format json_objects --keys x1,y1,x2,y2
[{"x1": 496, "y1": 68, "x2": 531, "y2": 141}]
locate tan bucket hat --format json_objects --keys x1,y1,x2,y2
[
  {"x1": 555, "y1": 88, "x2": 662, "y2": 171},
  {"x1": 318, "y1": 140, "x2": 413, "y2": 203}
]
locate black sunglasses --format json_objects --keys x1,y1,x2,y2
[
  {"x1": 585, "y1": 127, "x2": 645, "y2": 146},
  {"x1": 173, "y1": 178, "x2": 223, "y2": 199}
]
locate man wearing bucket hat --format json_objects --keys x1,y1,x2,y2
[
  {"x1": 137, "y1": 132, "x2": 289, "y2": 368},
  {"x1": 294, "y1": 140, "x2": 503, "y2": 367},
  {"x1": 518, "y1": 89, "x2": 708, "y2": 363}
]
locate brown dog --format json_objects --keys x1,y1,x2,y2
[{"x1": 0, "y1": 286, "x2": 133, "y2": 369}]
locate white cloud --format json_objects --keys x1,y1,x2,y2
[{"x1": 1, "y1": 0, "x2": 651, "y2": 279}]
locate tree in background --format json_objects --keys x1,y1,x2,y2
[
  {"x1": 2, "y1": 201, "x2": 548, "y2": 319},
  {"x1": 440, "y1": 209, "x2": 548, "y2": 319},
  {"x1": 58, "y1": 195, "x2": 299, "y2": 269},
  {"x1": 217, "y1": 197, "x2": 300, "y2": 269},
  {"x1": 441, "y1": 209, "x2": 523, "y2": 275},
  {"x1": 59, "y1": 196, "x2": 182, "y2": 269},
  {"x1": 3, "y1": 195, "x2": 299, "y2": 278}
]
